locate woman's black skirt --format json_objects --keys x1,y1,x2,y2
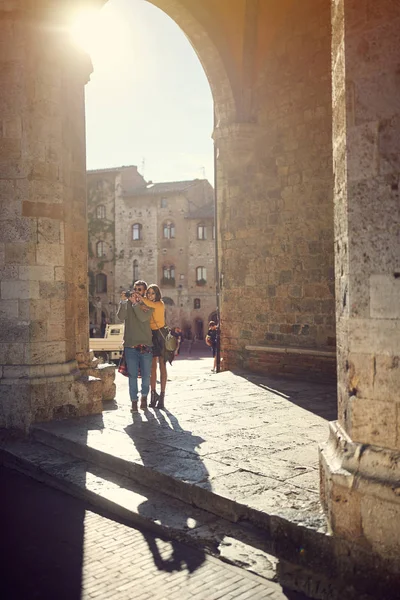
[{"x1": 152, "y1": 328, "x2": 164, "y2": 357}]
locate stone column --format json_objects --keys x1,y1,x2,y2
[
  {"x1": 320, "y1": 0, "x2": 400, "y2": 564},
  {"x1": 212, "y1": 121, "x2": 261, "y2": 371},
  {"x1": 0, "y1": 1, "x2": 102, "y2": 429}
]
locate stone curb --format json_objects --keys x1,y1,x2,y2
[
  {"x1": 0, "y1": 435, "x2": 280, "y2": 582},
  {"x1": 9, "y1": 426, "x2": 398, "y2": 600}
]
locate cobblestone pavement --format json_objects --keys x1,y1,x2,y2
[{"x1": 1, "y1": 465, "x2": 310, "y2": 600}]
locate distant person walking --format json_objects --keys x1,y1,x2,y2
[
  {"x1": 117, "y1": 280, "x2": 154, "y2": 412},
  {"x1": 206, "y1": 321, "x2": 219, "y2": 373},
  {"x1": 172, "y1": 327, "x2": 183, "y2": 355},
  {"x1": 186, "y1": 329, "x2": 193, "y2": 355}
]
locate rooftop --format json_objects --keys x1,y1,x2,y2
[{"x1": 124, "y1": 179, "x2": 208, "y2": 197}]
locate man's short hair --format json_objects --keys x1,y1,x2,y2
[{"x1": 134, "y1": 280, "x2": 147, "y2": 290}]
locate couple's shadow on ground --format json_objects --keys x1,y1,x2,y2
[{"x1": 124, "y1": 407, "x2": 208, "y2": 575}]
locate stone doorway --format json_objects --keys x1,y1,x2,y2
[{"x1": 194, "y1": 318, "x2": 204, "y2": 341}]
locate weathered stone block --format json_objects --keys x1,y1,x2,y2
[
  {"x1": 18, "y1": 265, "x2": 55, "y2": 281},
  {"x1": 36, "y1": 242, "x2": 64, "y2": 267},
  {"x1": 0, "y1": 199, "x2": 21, "y2": 220},
  {"x1": 5, "y1": 242, "x2": 36, "y2": 265},
  {"x1": 25, "y1": 342, "x2": 66, "y2": 365},
  {"x1": 1, "y1": 279, "x2": 39, "y2": 300},
  {"x1": 0, "y1": 217, "x2": 35, "y2": 243}
]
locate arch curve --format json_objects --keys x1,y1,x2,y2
[
  {"x1": 148, "y1": 0, "x2": 236, "y2": 125},
  {"x1": 95, "y1": 0, "x2": 237, "y2": 126}
]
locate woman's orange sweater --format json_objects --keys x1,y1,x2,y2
[{"x1": 141, "y1": 297, "x2": 165, "y2": 330}]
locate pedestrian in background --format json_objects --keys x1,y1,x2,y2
[{"x1": 206, "y1": 321, "x2": 218, "y2": 373}]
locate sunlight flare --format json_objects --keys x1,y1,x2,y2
[{"x1": 70, "y1": 4, "x2": 131, "y2": 63}]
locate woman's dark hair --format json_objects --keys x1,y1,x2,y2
[{"x1": 147, "y1": 284, "x2": 162, "y2": 302}]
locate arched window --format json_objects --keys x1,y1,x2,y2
[
  {"x1": 96, "y1": 241, "x2": 106, "y2": 257},
  {"x1": 96, "y1": 205, "x2": 106, "y2": 219},
  {"x1": 96, "y1": 273, "x2": 107, "y2": 293},
  {"x1": 132, "y1": 223, "x2": 142, "y2": 240},
  {"x1": 163, "y1": 222, "x2": 175, "y2": 239},
  {"x1": 163, "y1": 297, "x2": 175, "y2": 306},
  {"x1": 194, "y1": 298, "x2": 201, "y2": 309},
  {"x1": 133, "y1": 260, "x2": 139, "y2": 281},
  {"x1": 196, "y1": 267, "x2": 207, "y2": 284},
  {"x1": 197, "y1": 223, "x2": 207, "y2": 240}
]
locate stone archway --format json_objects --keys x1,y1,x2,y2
[{"x1": 148, "y1": 0, "x2": 237, "y2": 127}]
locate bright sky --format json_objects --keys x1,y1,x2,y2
[{"x1": 72, "y1": 0, "x2": 214, "y2": 184}]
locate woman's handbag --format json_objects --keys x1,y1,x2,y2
[
  {"x1": 162, "y1": 327, "x2": 178, "y2": 352},
  {"x1": 118, "y1": 350, "x2": 129, "y2": 377},
  {"x1": 152, "y1": 316, "x2": 178, "y2": 353}
]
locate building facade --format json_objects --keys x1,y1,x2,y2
[{"x1": 87, "y1": 167, "x2": 216, "y2": 338}]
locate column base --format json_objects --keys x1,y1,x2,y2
[
  {"x1": 0, "y1": 360, "x2": 103, "y2": 431},
  {"x1": 319, "y1": 421, "x2": 400, "y2": 567}
]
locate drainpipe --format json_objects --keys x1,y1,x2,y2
[{"x1": 213, "y1": 110, "x2": 221, "y2": 373}]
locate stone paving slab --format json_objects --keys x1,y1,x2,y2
[
  {"x1": 1, "y1": 353, "x2": 390, "y2": 600},
  {"x1": 2, "y1": 465, "x2": 308, "y2": 600},
  {"x1": 32, "y1": 356, "x2": 336, "y2": 534},
  {"x1": 27, "y1": 354, "x2": 337, "y2": 563},
  {"x1": 0, "y1": 433, "x2": 279, "y2": 583}
]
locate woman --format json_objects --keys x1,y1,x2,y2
[{"x1": 139, "y1": 284, "x2": 169, "y2": 409}]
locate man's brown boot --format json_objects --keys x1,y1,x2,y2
[
  {"x1": 140, "y1": 395, "x2": 147, "y2": 410},
  {"x1": 131, "y1": 400, "x2": 138, "y2": 412}
]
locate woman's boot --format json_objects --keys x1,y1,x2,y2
[
  {"x1": 149, "y1": 390, "x2": 159, "y2": 408},
  {"x1": 139, "y1": 395, "x2": 147, "y2": 410},
  {"x1": 156, "y1": 392, "x2": 165, "y2": 410}
]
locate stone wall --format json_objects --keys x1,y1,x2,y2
[
  {"x1": 320, "y1": 0, "x2": 400, "y2": 566},
  {"x1": 114, "y1": 191, "x2": 158, "y2": 293},
  {"x1": 216, "y1": 0, "x2": 335, "y2": 379},
  {"x1": 0, "y1": 2, "x2": 103, "y2": 428}
]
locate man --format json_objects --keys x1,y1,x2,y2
[
  {"x1": 117, "y1": 280, "x2": 154, "y2": 412},
  {"x1": 172, "y1": 326, "x2": 183, "y2": 355},
  {"x1": 206, "y1": 321, "x2": 219, "y2": 373}
]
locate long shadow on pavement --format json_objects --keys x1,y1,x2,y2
[
  {"x1": 0, "y1": 464, "x2": 85, "y2": 600},
  {"x1": 124, "y1": 407, "x2": 208, "y2": 574},
  {"x1": 236, "y1": 371, "x2": 338, "y2": 421}
]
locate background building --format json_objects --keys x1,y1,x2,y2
[{"x1": 87, "y1": 166, "x2": 216, "y2": 338}]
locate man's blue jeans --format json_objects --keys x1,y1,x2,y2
[{"x1": 124, "y1": 347, "x2": 153, "y2": 401}]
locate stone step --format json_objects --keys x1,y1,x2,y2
[
  {"x1": 31, "y1": 421, "x2": 326, "y2": 531},
  {"x1": 28, "y1": 422, "x2": 393, "y2": 600},
  {"x1": 0, "y1": 434, "x2": 278, "y2": 581},
  {"x1": 0, "y1": 430, "x2": 394, "y2": 600}
]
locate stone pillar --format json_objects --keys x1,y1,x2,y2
[
  {"x1": 320, "y1": 0, "x2": 400, "y2": 565},
  {"x1": 212, "y1": 121, "x2": 260, "y2": 371},
  {"x1": 0, "y1": 1, "x2": 103, "y2": 429}
]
